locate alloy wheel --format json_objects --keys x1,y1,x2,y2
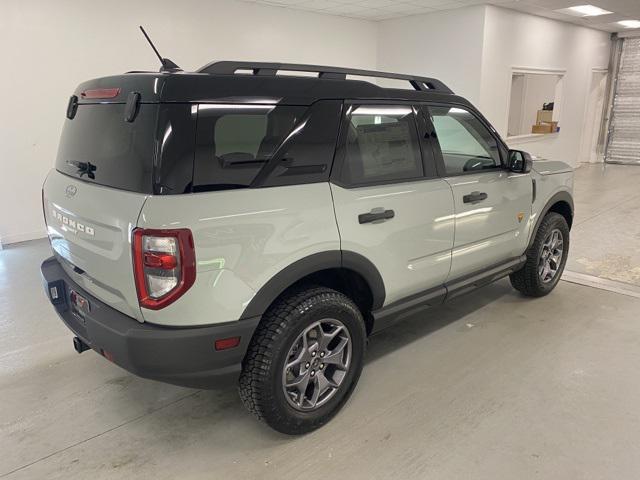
[
  {"x1": 538, "y1": 228, "x2": 564, "y2": 283},
  {"x1": 282, "y1": 319, "x2": 352, "y2": 411}
]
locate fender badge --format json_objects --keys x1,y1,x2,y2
[{"x1": 517, "y1": 212, "x2": 524, "y2": 223}]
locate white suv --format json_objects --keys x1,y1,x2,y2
[{"x1": 41, "y1": 62, "x2": 574, "y2": 434}]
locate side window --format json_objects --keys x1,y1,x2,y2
[
  {"x1": 428, "y1": 106, "x2": 502, "y2": 175},
  {"x1": 259, "y1": 100, "x2": 343, "y2": 187},
  {"x1": 193, "y1": 104, "x2": 305, "y2": 191},
  {"x1": 341, "y1": 104, "x2": 424, "y2": 185},
  {"x1": 214, "y1": 114, "x2": 268, "y2": 157}
]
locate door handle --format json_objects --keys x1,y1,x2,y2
[
  {"x1": 463, "y1": 191, "x2": 488, "y2": 204},
  {"x1": 358, "y1": 209, "x2": 395, "y2": 224}
]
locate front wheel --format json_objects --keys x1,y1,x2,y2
[
  {"x1": 238, "y1": 286, "x2": 366, "y2": 434},
  {"x1": 510, "y1": 212, "x2": 570, "y2": 297}
]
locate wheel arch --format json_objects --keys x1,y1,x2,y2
[
  {"x1": 240, "y1": 250, "x2": 385, "y2": 334},
  {"x1": 529, "y1": 191, "x2": 574, "y2": 248}
]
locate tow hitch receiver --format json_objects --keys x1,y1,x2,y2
[{"x1": 73, "y1": 336, "x2": 90, "y2": 354}]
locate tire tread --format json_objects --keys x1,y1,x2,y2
[
  {"x1": 238, "y1": 286, "x2": 364, "y2": 434},
  {"x1": 510, "y1": 212, "x2": 569, "y2": 297}
]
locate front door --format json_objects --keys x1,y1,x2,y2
[{"x1": 423, "y1": 104, "x2": 532, "y2": 279}]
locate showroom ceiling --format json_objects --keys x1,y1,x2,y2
[{"x1": 243, "y1": 0, "x2": 640, "y2": 31}]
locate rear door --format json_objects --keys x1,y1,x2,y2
[
  {"x1": 330, "y1": 103, "x2": 455, "y2": 307},
  {"x1": 421, "y1": 104, "x2": 532, "y2": 279},
  {"x1": 43, "y1": 97, "x2": 180, "y2": 320}
]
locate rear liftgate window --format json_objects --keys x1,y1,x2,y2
[
  {"x1": 56, "y1": 103, "x2": 158, "y2": 193},
  {"x1": 193, "y1": 101, "x2": 342, "y2": 191}
]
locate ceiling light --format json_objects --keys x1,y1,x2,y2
[
  {"x1": 618, "y1": 20, "x2": 640, "y2": 29},
  {"x1": 556, "y1": 5, "x2": 613, "y2": 17}
]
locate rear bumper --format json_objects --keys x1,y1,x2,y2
[{"x1": 40, "y1": 256, "x2": 260, "y2": 389}]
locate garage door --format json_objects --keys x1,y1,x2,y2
[{"x1": 606, "y1": 37, "x2": 640, "y2": 165}]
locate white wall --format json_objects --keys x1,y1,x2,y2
[
  {"x1": 0, "y1": 1, "x2": 612, "y2": 244},
  {"x1": 0, "y1": 0, "x2": 378, "y2": 244},
  {"x1": 479, "y1": 6, "x2": 611, "y2": 165},
  {"x1": 377, "y1": 6, "x2": 487, "y2": 105},
  {"x1": 377, "y1": 5, "x2": 610, "y2": 167}
]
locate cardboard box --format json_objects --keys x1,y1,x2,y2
[
  {"x1": 532, "y1": 123, "x2": 553, "y2": 134},
  {"x1": 543, "y1": 121, "x2": 559, "y2": 133},
  {"x1": 536, "y1": 110, "x2": 554, "y2": 124}
]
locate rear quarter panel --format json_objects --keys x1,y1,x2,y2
[{"x1": 138, "y1": 183, "x2": 340, "y2": 327}]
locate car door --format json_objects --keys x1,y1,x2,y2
[
  {"x1": 421, "y1": 104, "x2": 532, "y2": 280},
  {"x1": 330, "y1": 102, "x2": 455, "y2": 307}
]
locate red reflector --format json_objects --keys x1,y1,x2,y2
[
  {"x1": 215, "y1": 337, "x2": 241, "y2": 351},
  {"x1": 143, "y1": 252, "x2": 178, "y2": 270},
  {"x1": 102, "y1": 349, "x2": 115, "y2": 362},
  {"x1": 80, "y1": 88, "x2": 121, "y2": 99}
]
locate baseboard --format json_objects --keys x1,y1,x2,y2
[{"x1": 0, "y1": 230, "x2": 47, "y2": 247}]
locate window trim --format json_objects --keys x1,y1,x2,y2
[
  {"x1": 419, "y1": 102, "x2": 509, "y2": 178},
  {"x1": 330, "y1": 100, "x2": 438, "y2": 189}
]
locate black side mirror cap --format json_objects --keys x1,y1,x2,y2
[{"x1": 508, "y1": 149, "x2": 533, "y2": 174}]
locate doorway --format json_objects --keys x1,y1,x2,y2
[{"x1": 579, "y1": 69, "x2": 608, "y2": 164}]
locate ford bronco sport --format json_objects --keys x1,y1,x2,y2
[{"x1": 41, "y1": 61, "x2": 574, "y2": 434}]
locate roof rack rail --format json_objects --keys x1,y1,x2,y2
[{"x1": 197, "y1": 61, "x2": 453, "y2": 94}]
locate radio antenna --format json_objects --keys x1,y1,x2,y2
[{"x1": 139, "y1": 26, "x2": 181, "y2": 72}]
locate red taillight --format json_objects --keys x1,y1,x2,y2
[
  {"x1": 143, "y1": 252, "x2": 178, "y2": 270},
  {"x1": 215, "y1": 337, "x2": 241, "y2": 351},
  {"x1": 132, "y1": 229, "x2": 196, "y2": 310},
  {"x1": 80, "y1": 88, "x2": 121, "y2": 99}
]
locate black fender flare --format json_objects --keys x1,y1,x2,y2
[
  {"x1": 240, "y1": 250, "x2": 386, "y2": 319},
  {"x1": 528, "y1": 190, "x2": 574, "y2": 248}
]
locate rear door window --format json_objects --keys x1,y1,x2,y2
[
  {"x1": 339, "y1": 104, "x2": 424, "y2": 186},
  {"x1": 193, "y1": 104, "x2": 306, "y2": 191}
]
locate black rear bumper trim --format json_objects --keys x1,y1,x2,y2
[{"x1": 40, "y1": 256, "x2": 260, "y2": 389}]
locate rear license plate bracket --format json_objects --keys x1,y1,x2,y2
[{"x1": 70, "y1": 289, "x2": 91, "y2": 322}]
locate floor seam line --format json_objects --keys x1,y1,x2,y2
[
  {"x1": 561, "y1": 270, "x2": 640, "y2": 299},
  {"x1": 0, "y1": 389, "x2": 202, "y2": 478},
  {"x1": 573, "y1": 192, "x2": 640, "y2": 227}
]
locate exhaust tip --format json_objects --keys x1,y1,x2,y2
[{"x1": 73, "y1": 336, "x2": 90, "y2": 354}]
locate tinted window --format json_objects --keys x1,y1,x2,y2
[
  {"x1": 193, "y1": 104, "x2": 305, "y2": 191},
  {"x1": 342, "y1": 105, "x2": 423, "y2": 185},
  {"x1": 56, "y1": 104, "x2": 158, "y2": 193},
  {"x1": 258, "y1": 100, "x2": 342, "y2": 187},
  {"x1": 155, "y1": 104, "x2": 197, "y2": 195},
  {"x1": 428, "y1": 106, "x2": 501, "y2": 175},
  {"x1": 214, "y1": 114, "x2": 267, "y2": 157}
]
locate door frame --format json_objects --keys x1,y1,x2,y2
[{"x1": 579, "y1": 67, "x2": 609, "y2": 164}]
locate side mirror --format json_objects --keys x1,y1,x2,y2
[{"x1": 508, "y1": 150, "x2": 533, "y2": 174}]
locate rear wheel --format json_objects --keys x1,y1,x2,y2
[
  {"x1": 238, "y1": 286, "x2": 366, "y2": 434},
  {"x1": 510, "y1": 212, "x2": 570, "y2": 297}
]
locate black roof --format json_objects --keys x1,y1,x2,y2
[{"x1": 73, "y1": 61, "x2": 471, "y2": 107}]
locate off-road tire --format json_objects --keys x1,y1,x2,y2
[
  {"x1": 510, "y1": 212, "x2": 570, "y2": 297},
  {"x1": 238, "y1": 286, "x2": 366, "y2": 435}
]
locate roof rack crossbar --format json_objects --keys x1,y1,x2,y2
[{"x1": 197, "y1": 61, "x2": 453, "y2": 94}]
